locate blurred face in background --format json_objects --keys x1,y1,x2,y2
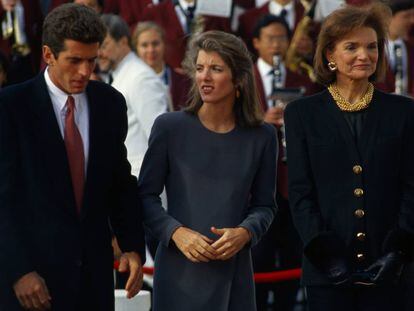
[
  {"x1": 136, "y1": 28, "x2": 165, "y2": 73},
  {"x1": 1, "y1": 0, "x2": 17, "y2": 11},
  {"x1": 98, "y1": 34, "x2": 127, "y2": 72},
  {"x1": 253, "y1": 22, "x2": 289, "y2": 65},
  {"x1": 389, "y1": 8, "x2": 414, "y2": 40}
]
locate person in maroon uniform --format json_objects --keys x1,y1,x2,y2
[
  {"x1": 141, "y1": 0, "x2": 231, "y2": 70},
  {"x1": 0, "y1": 0, "x2": 43, "y2": 85},
  {"x1": 251, "y1": 14, "x2": 320, "y2": 311}
]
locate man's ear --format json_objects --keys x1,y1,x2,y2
[
  {"x1": 120, "y1": 36, "x2": 129, "y2": 48},
  {"x1": 43, "y1": 45, "x2": 57, "y2": 66},
  {"x1": 252, "y1": 37, "x2": 260, "y2": 52}
]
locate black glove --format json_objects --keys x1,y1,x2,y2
[
  {"x1": 364, "y1": 252, "x2": 405, "y2": 284},
  {"x1": 322, "y1": 256, "x2": 351, "y2": 285}
]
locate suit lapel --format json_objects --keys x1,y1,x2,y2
[
  {"x1": 357, "y1": 90, "x2": 382, "y2": 163},
  {"x1": 81, "y1": 82, "x2": 105, "y2": 220},
  {"x1": 28, "y1": 74, "x2": 78, "y2": 218}
]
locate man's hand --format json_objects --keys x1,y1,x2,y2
[
  {"x1": 211, "y1": 227, "x2": 252, "y2": 260},
  {"x1": 13, "y1": 271, "x2": 51, "y2": 310},
  {"x1": 171, "y1": 227, "x2": 217, "y2": 263},
  {"x1": 264, "y1": 107, "x2": 284, "y2": 127},
  {"x1": 118, "y1": 252, "x2": 143, "y2": 299}
]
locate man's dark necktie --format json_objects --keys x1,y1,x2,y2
[
  {"x1": 280, "y1": 8, "x2": 288, "y2": 24},
  {"x1": 186, "y1": 5, "x2": 196, "y2": 34},
  {"x1": 64, "y1": 95, "x2": 85, "y2": 213},
  {"x1": 108, "y1": 73, "x2": 114, "y2": 85}
]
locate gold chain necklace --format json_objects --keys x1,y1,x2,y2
[{"x1": 328, "y1": 82, "x2": 374, "y2": 112}]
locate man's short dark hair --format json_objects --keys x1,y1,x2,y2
[
  {"x1": 101, "y1": 14, "x2": 131, "y2": 47},
  {"x1": 252, "y1": 14, "x2": 291, "y2": 40},
  {"x1": 42, "y1": 3, "x2": 106, "y2": 57}
]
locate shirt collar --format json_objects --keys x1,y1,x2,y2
[
  {"x1": 178, "y1": 0, "x2": 195, "y2": 11},
  {"x1": 257, "y1": 57, "x2": 274, "y2": 77},
  {"x1": 269, "y1": 1, "x2": 294, "y2": 15},
  {"x1": 44, "y1": 68, "x2": 86, "y2": 112}
]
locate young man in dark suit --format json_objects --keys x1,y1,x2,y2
[{"x1": 0, "y1": 4, "x2": 145, "y2": 311}]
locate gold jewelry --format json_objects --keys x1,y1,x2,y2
[
  {"x1": 328, "y1": 82, "x2": 374, "y2": 112},
  {"x1": 328, "y1": 61, "x2": 337, "y2": 71}
]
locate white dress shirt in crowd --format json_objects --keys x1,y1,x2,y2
[
  {"x1": 257, "y1": 57, "x2": 286, "y2": 108},
  {"x1": 44, "y1": 68, "x2": 90, "y2": 173},
  {"x1": 175, "y1": 0, "x2": 196, "y2": 33},
  {"x1": 387, "y1": 38, "x2": 408, "y2": 94},
  {"x1": 111, "y1": 51, "x2": 168, "y2": 177},
  {"x1": 269, "y1": 1, "x2": 295, "y2": 31}
]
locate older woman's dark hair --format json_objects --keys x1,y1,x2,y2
[
  {"x1": 183, "y1": 30, "x2": 263, "y2": 128},
  {"x1": 43, "y1": 3, "x2": 106, "y2": 57},
  {"x1": 314, "y1": 3, "x2": 391, "y2": 86}
]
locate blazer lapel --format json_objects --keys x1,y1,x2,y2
[
  {"x1": 357, "y1": 90, "x2": 382, "y2": 163},
  {"x1": 28, "y1": 74, "x2": 78, "y2": 218}
]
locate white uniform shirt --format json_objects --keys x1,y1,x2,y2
[
  {"x1": 269, "y1": 1, "x2": 295, "y2": 30},
  {"x1": 111, "y1": 51, "x2": 169, "y2": 177},
  {"x1": 387, "y1": 38, "x2": 409, "y2": 95}
]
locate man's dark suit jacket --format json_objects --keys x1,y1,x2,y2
[
  {"x1": 0, "y1": 74, "x2": 145, "y2": 310},
  {"x1": 285, "y1": 89, "x2": 414, "y2": 285}
]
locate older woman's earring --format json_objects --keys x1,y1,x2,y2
[
  {"x1": 328, "y1": 61, "x2": 337, "y2": 71},
  {"x1": 236, "y1": 88, "x2": 241, "y2": 99}
]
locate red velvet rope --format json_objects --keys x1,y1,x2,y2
[{"x1": 114, "y1": 260, "x2": 301, "y2": 283}]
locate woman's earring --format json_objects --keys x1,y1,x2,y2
[
  {"x1": 328, "y1": 61, "x2": 337, "y2": 72},
  {"x1": 236, "y1": 88, "x2": 240, "y2": 99}
]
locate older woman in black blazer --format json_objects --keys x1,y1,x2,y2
[{"x1": 285, "y1": 3, "x2": 414, "y2": 311}]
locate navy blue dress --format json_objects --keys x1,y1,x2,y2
[{"x1": 138, "y1": 111, "x2": 277, "y2": 311}]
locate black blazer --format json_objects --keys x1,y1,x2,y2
[
  {"x1": 0, "y1": 74, "x2": 145, "y2": 310},
  {"x1": 285, "y1": 89, "x2": 414, "y2": 286}
]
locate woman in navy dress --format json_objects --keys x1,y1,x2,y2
[{"x1": 138, "y1": 30, "x2": 277, "y2": 311}]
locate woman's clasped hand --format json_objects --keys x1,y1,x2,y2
[{"x1": 171, "y1": 226, "x2": 252, "y2": 262}]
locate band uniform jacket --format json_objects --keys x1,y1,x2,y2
[
  {"x1": 253, "y1": 63, "x2": 321, "y2": 199},
  {"x1": 0, "y1": 0, "x2": 43, "y2": 78},
  {"x1": 238, "y1": 0, "x2": 304, "y2": 54},
  {"x1": 285, "y1": 89, "x2": 414, "y2": 285},
  {"x1": 0, "y1": 74, "x2": 145, "y2": 310}
]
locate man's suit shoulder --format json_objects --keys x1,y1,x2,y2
[{"x1": 87, "y1": 80, "x2": 127, "y2": 111}]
